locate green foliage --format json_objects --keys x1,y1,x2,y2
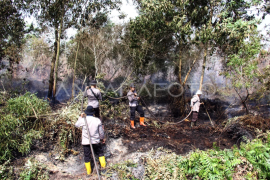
[
  {"x1": 0, "y1": 157, "x2": 49, "y2": 180},
  {"x1": 4, "y1": 92, "x2": 50, "y2": 118},
  {"x1": 19, "y1": 158, "x2": 49, "y2": 180},
  {"x1": 0, "y1": 0, "x2": 26, "y2": 68},
  {"x1": 0, "y1": 92, "x2": 50, "y2": 161},
  {"x1": 144, "y1": 132, "x2": 270, "y2": 179},
  {"x1": 0, "y1": 160, "x2": 14, "y2": 180},
  {"x1": 238, "y1": 137, "x2": 270, "y2": 179},
  {"x1": 107, "y1": 160, "x2": 138, "y2": 179}
]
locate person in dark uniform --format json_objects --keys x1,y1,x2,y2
[{"x1": 127, "y1": 85, "x2": 146, "y2": 129}]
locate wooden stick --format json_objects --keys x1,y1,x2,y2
[
  {"x1": 28, "y1": 101, "x2": 38, "y2": 119},
  {"x1": 81, "y1": 88, "x2": 101, "y2": 180},
  {"x1": 203, "y1": 104, "x2": 214, "y2": 127}
]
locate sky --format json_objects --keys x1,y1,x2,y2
[
  {"x1": 110, "y1": 0, "x2": 139, "y2": 24},
  {"x1": 26, "y1": 0, "x2": 269, "y2": 43},
  {"x1": 65, "y1": 0, "x2": 139, "y2": 38},
  {"x1": 25, "y1": 0, "x2": 139, "y2": 39}
]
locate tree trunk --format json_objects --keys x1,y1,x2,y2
[
  {"x1": 234, "y1": 87, "x2": 250, "y2": 114},
  {"x1": 52, "y1": 14, "x2": 64, "y2": 99},
  {"x1": 183, "y1": 58, "x2": 197, "y2": 86},
  {"x1": 47, "y1": 29, "x2": 58, "y2": 98},
  {"x1": 199, "y1": 45, "x2": 207, "y2": 90},
  {"x1": 178, "y1": 49, "x2": 182, "y2": 84},
  {"x1": 71, "y1": 42, "x2": 80, "y2": 99},
  {"x1": 81, "y1": 74, "x2": 87, "y2": 90},
  {"x1": 94, "y1": 47, "x2": 98, "y2": 79}
]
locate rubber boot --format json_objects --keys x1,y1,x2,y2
[
  {"x1": 85, "y1": 162, "x2": 91, "y2": 175},
  {"x1": 99, "y1": 156, "x2": 106, "y2": 168},
  {"x1": 130, "y1": 120, "x2": 135, "y2": 129},
  {"x1": 140, "y1": 117, "x2": 146, "y2": 126},
  {"x1": 190, "y1": 122, "x2": 194, "y2": 127}
]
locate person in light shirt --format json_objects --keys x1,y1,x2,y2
[
  {"x1": 127, "y1": 84, "x2": 146, "y2": 129},
  {"x1": 190, "y1": 90, "x2": 204, "y2": 127},
  {"x1": 75, "y1": 106, "x2": 106, "y2": 175},
  {"x1": 84, "y1": 80, "x2": 102, "y2": 118}
]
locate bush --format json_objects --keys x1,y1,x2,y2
[
  {"x1": 144, "y1": 132, "x2": 270, "y2": 179},
  {"x1": 19, "y1": 158, "x2": 49, "y2": 180},
  {"x1": 0, "y1": 92, "x2": 50, "y2": 161}
]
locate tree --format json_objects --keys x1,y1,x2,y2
[
  {"x1": 68, "y1": 33, "x2": 95, "y2": 98},
  {"x1": 222, "y1": 19, "x2": 262, "y2": 114},
  {"x1": 28, "y1": 0, "x2": 121, "y2": 100},
  {"x1": 129, "y1": 0, "x2": 179, "y2": 76},
  {"x1": 0, "y1": 0, "x2": 25, "y2": 71},
  {"x1": 18, "y1": 35, "x2": 52, "y2": 82}
]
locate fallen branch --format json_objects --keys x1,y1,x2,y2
[
  {"x1": 28, "y1": 101, "x2": 38, "y2": 119},
  {"x1": 27, "y1": 113, "x2": 60, "y2": 118}
]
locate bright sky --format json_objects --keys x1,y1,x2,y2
[
  {"x1": 110, "y1": 0, "x2": 138, "y2": 24},
  {"x1": 26, "y1": 1, "x2": 269, "y2": 43},
  {"x1": 65, "y1": 0, "x2": 138, "y2": 38}
]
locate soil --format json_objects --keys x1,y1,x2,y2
[
  {"x1": 105, "y1": 117, "x2": 236, "y2": 155},
  {"x1": 42, "y1": 116, "x2": 236, "y2": 179},
  {"x1": 11, "y1": 99, "x2": 270, "y2": 180}
]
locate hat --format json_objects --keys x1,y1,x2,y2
[
  {"x1": 130, "y1": 84, "x2": 135, "y2": 88},
  {"x1": 84, "y1": 106, "x2": 94, "y2": 115},
  {"x1": 90, "y1": 80, "x2": 97, "y2": 85},
  {"x1": 196, "y1": 90, "x2": 202, "y2": 95}
]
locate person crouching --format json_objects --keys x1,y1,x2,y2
[
  {"x1": 127, "y1": 84, "x2": 146, "y2": 129},
  {"x1": 75, "y1": 106, "x2": 106, "y2": 175}
]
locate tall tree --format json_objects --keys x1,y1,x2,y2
[
  {"x1": 0, "y1": 0, "x2": 26, "y2": 71},
  {"x1": 28, "y1": 0, "x2": 121, "y2": 99},
  {"x1": 222, "y1": 19, "x2": 262, "y2": 114}
]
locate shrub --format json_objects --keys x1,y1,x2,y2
[
  {"x1": 19, "y1": 158, "x2": 49, "y2": 180},
  {"x1": 0, "y1": 92, "x2": 50, "y2": 161},
  {"x1": 144, "y1": 132, "x2": 270, "y2": 179}
]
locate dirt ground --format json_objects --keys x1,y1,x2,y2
[
  {"x1": 40, "y1": 115, "x2": 237, "y2": 179},
  {"x1": 13, "y1": 99, "x2": 270, "y2": 180},
  {"x1": 105, "y1": 117, "x2": 236, "y2": 155}
]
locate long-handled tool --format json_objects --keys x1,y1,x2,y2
[
  {"x1": 139, "y1": 97, "x2": 193, "y2": 124},
  {"x1": 81, "y1": 89, "x2": 101, "y2": 180},
  {"x1": 202, "y1": 103, "x2": 214, "y2": 127}
]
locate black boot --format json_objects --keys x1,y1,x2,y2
[{"x1": 194, "y1": 121, "x2": 197, "y2": 126}]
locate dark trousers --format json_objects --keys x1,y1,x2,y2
[
  {"x1": 192, "y1": 111, "x2": 198, "y2": 122},
  {"x1": 83, "y1": 144, "x2": 104, "y2": 163},
  {"x1": 93, "y1": 108, "x2": 100, "y2": 118},
  {"x1": 130, "y1": 105, "x2": 144, "y2": 120}
]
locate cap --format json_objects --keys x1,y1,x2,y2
[
  {"x1": 90, "y1": 80, "x2": 97, "y2": 85},
  {"x1": 196, "y1": 90, "x2": 202, "y2": 95}
]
